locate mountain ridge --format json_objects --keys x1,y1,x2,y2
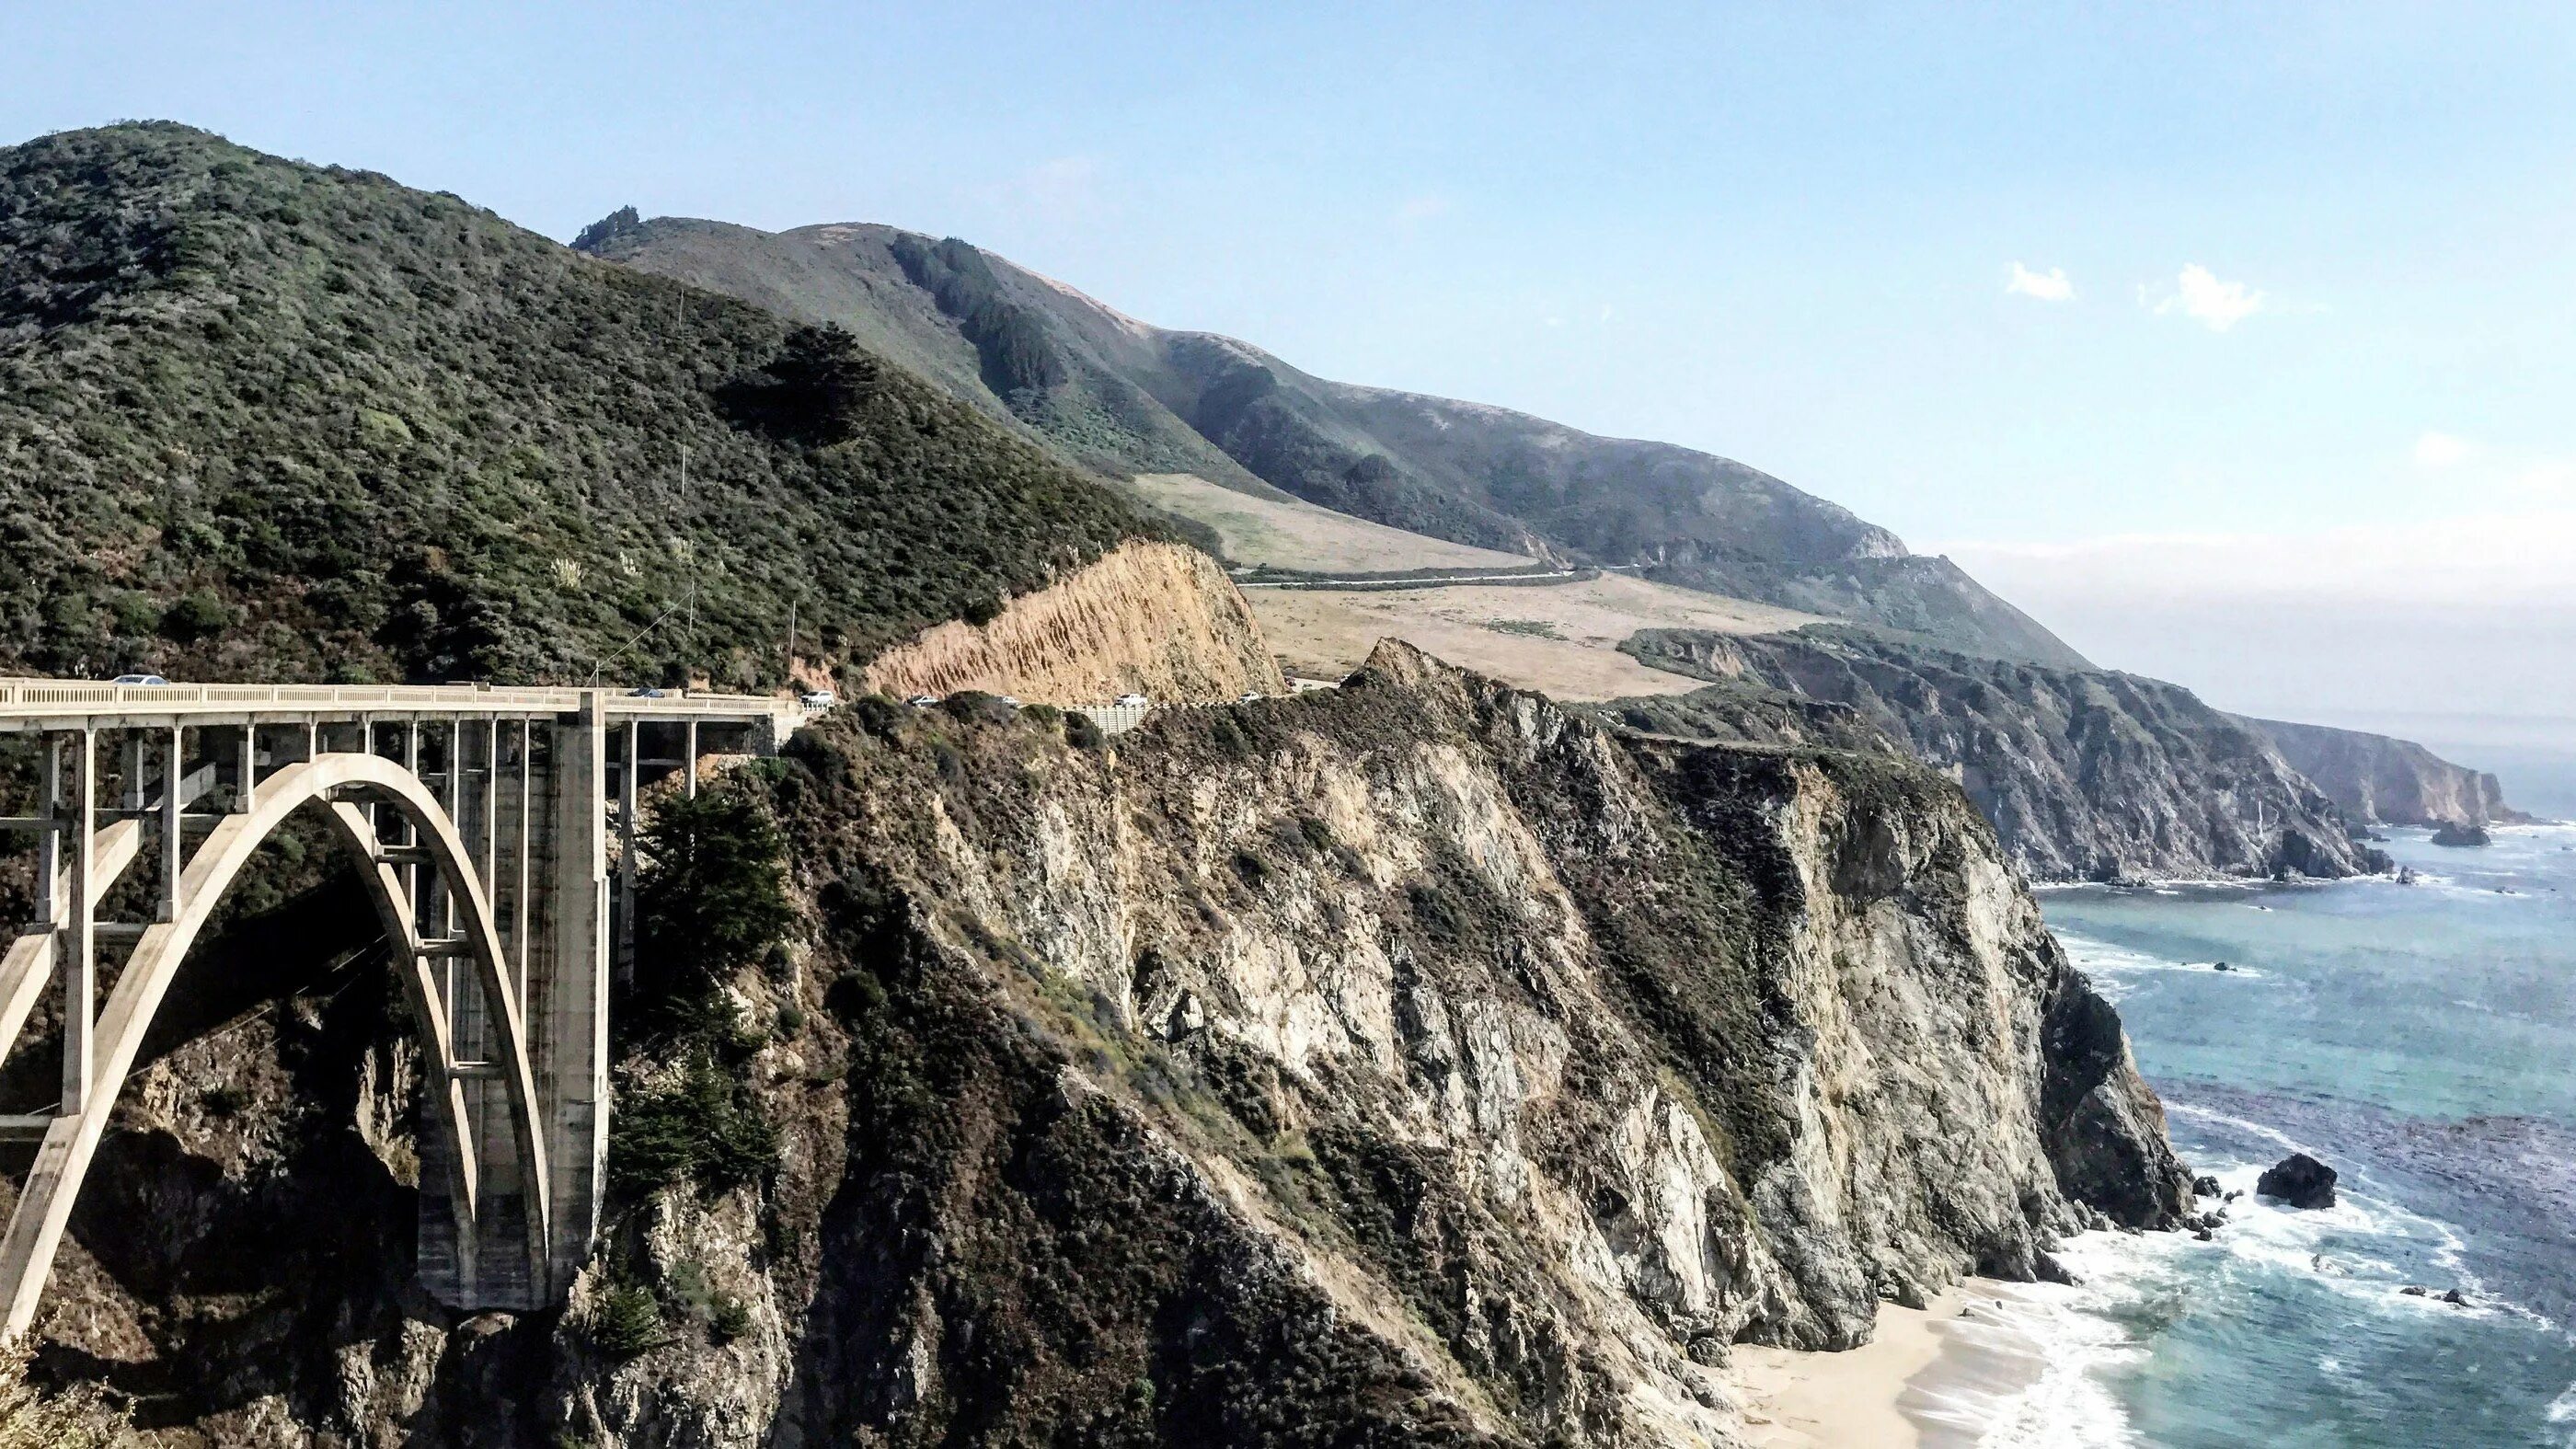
[{"x1": 581, "y1": 213, "x2": 2094, "y2": 669}]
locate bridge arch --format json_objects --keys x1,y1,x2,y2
[{"x1": 0, "y1": 751, "x2": 553, "y2": 1334}]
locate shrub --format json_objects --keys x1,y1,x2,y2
[
  {"x1": 590, "y1": 1283, "x2": 666, "y2": 1359},
  {"x1": 937, "y1": 690, "x2": 1015, "y2": 726},
  {"x1": 707, "y1": 1293, "x2": 753, "y2": 1344},
  {"x1": 160, "y1": 590, "x2": 235, "y2": 642},
  {"x1": 632, "y1": 783, "x2": 795, "y2": 1031},
  {"x1": 607, "y1": 1052, "x2": 778, "y2": 1200},
  {"x1": 0, "y1": 1341, "x2": 132, "y2": 1446}
]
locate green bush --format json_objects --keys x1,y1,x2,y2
[
  {"x1": 159, "y1": 591, "x2": 235, "y2": 641},
  {"x1": 707, "y1": 1293, "x2": 753, "y2": 1344},
  {"x1": 607, "y1": 1052, "x2": 777, "y2": 1200},
  {"x1": 631, "y1": 783, "x2": 795, "y2": 1032},
  {"x1": 590, "y1": 1283, "x2": 666, "y2": 1359}
]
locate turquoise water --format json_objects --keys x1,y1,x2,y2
[{"x1": 2017, "y1": 824, "x2": 2576, "y2": 1446}]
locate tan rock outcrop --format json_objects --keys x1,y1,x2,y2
[{"x1": 861, "y1": 539, "x2": 1286, "y2": 704}]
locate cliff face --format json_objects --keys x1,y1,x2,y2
[
  {"x1": 26, "y1": 645, "x2": 2188, "y2": 1447},
  {"x1": 1618, "y1": 628, "x2": 2386, "y2": 883},
  {"x1": 2248, "y1": 717, "x2": 2528, "y2": 829},
  {"x1": 861, "y1": 538, "x2": 1286, "y2": 704}
]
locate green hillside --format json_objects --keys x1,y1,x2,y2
[
  {"x1": 587, "y1": 215, "x2": 2089, "y2": 668},
  {"x1": 0, "y1": 125, "x2": 1144, "y2": 686}
]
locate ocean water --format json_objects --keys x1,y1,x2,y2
[{"x1": 1948, "y1": 823, "x2": 2576, "y2": 1446}]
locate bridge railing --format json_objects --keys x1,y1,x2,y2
[{"x1": 0, "y1": 679, "x2": 799, "y2": 727}]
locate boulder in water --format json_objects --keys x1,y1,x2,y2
[
  {"x1": 2192, "y1": 1174, "x2": 2222, "y2": 1197},
  {"x1": 2431, "y1": 822, "x2": 2492, "y2": 847},
  {"x1": 2257, "y1": 1152, "x2": 2338, "y2": 1209}
]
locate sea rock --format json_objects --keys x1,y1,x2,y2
[
  {"x1": 2431, "y1": 822, "x2": 2493, "y2": 848},
  {"x1": 2257, "y1": 1152, "x2": 2339, "y2": 1209},
  {"x1": 2192, "y1": 1175, "x2": 2222, "y2": 1197}
]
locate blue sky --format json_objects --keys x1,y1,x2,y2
[{"x1": 9, "y1": 2, "x2": 2575, "y2": 728}]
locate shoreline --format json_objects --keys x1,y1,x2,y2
[{"x1": 1731, "y1": 1278, "x2": 2061, "y2": 1448}]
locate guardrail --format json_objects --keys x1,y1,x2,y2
[{"x1": 1075, "y1": 702, "x2": 1152, "y2": 736}]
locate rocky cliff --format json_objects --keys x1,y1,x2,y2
[
  {"x1": 2247, "y1": 717, "x2": 2528, "y2": 829},
  {"x1": 1615, "y1": 628, "x2": 2387, "y2": 883},
  {"x1": 860, "y1": 538, "x2": 1285, "y2": 705},
  {"x1": 25, "y1": 644, "x2": 2189, "y2": 1446}
]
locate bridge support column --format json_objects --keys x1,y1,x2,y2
[
  {"x1": 535, "y1": 695, "x2": 610, "y2": 1287},
  {"x1": 60, "y1": 731, "x2": 94, "y2": 1117}
]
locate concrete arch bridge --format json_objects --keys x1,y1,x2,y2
[{"x1": 0, "y1": 680, "x2": 805, "y2": 1335}]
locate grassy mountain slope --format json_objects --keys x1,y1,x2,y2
[
  {"x1": 0, "y1": 127, "x2": 1144, "y2": 687},
  {"x1": 581, "y1": 215, "x2": 2092, "y2": 668}
]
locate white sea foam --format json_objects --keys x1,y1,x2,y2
[
  {"x1": 2150, "y1": 1109, "x2": 2561, "y2": 1331},
  {"x1": 1899, "y1": 1263, "x2": 2147, "y2": 1447},
  {"x1": 2056, "y1": 933, "x2": 2266, "y2": 1001}
]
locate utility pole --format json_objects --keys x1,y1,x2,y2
[{"x1": 679, "y1": 445, "x2": 695, "y2": 688}]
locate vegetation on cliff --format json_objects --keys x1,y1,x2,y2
[
  {"x1": 0, "y1": 123, "x2": 1144, "y2": 686},
  {"x1": 0, "y1": 1347, "x2": 131, "y2": 1447}
]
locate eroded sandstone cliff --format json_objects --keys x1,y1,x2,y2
[
  {"x1": 24, "y1": 645, "x2": 2188, "y2": 1447},
  {"x1": 860, "y1": 538, "x2": 1286, "y2": 704}
]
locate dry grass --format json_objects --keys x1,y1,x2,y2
[{"x1": 1249, "y1": 573, "x2": 1818, "y2": 700}]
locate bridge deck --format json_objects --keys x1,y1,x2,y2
[{"x1": 0, "y1": 680, "x2": 803, "y2": 732}]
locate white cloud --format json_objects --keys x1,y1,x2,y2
[
  {"x1": 2152, "y1": 263, "x2": 2265, "y2": 331},
  {"x1": 2005, "y1": 261, "x2": 2074, "y2": 302},
  {"x1": 2414, "y1": 431, "x2": 2476, "y2": 468}
]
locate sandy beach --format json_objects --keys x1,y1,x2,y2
[{"x1": 1731, "y1": 1280, "x2": 2049, "y2": 1447}]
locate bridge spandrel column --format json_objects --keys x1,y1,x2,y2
[{"x1": 529, "y1": 696, "x2": 609, "y2": 1285}]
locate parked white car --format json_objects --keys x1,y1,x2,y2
[
  {"x1": 110, "y1": 673, "x2": 169, "y2": 686},
  {"x1": 1114, "y1": 693, "x2": 1149, "y2": 707},
  {"x1": 906, "y1": 695, "x2": 940, "y2": 708},
  {"x1": 799, "y1": 690, "x2": 838, "y2": 709}
]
